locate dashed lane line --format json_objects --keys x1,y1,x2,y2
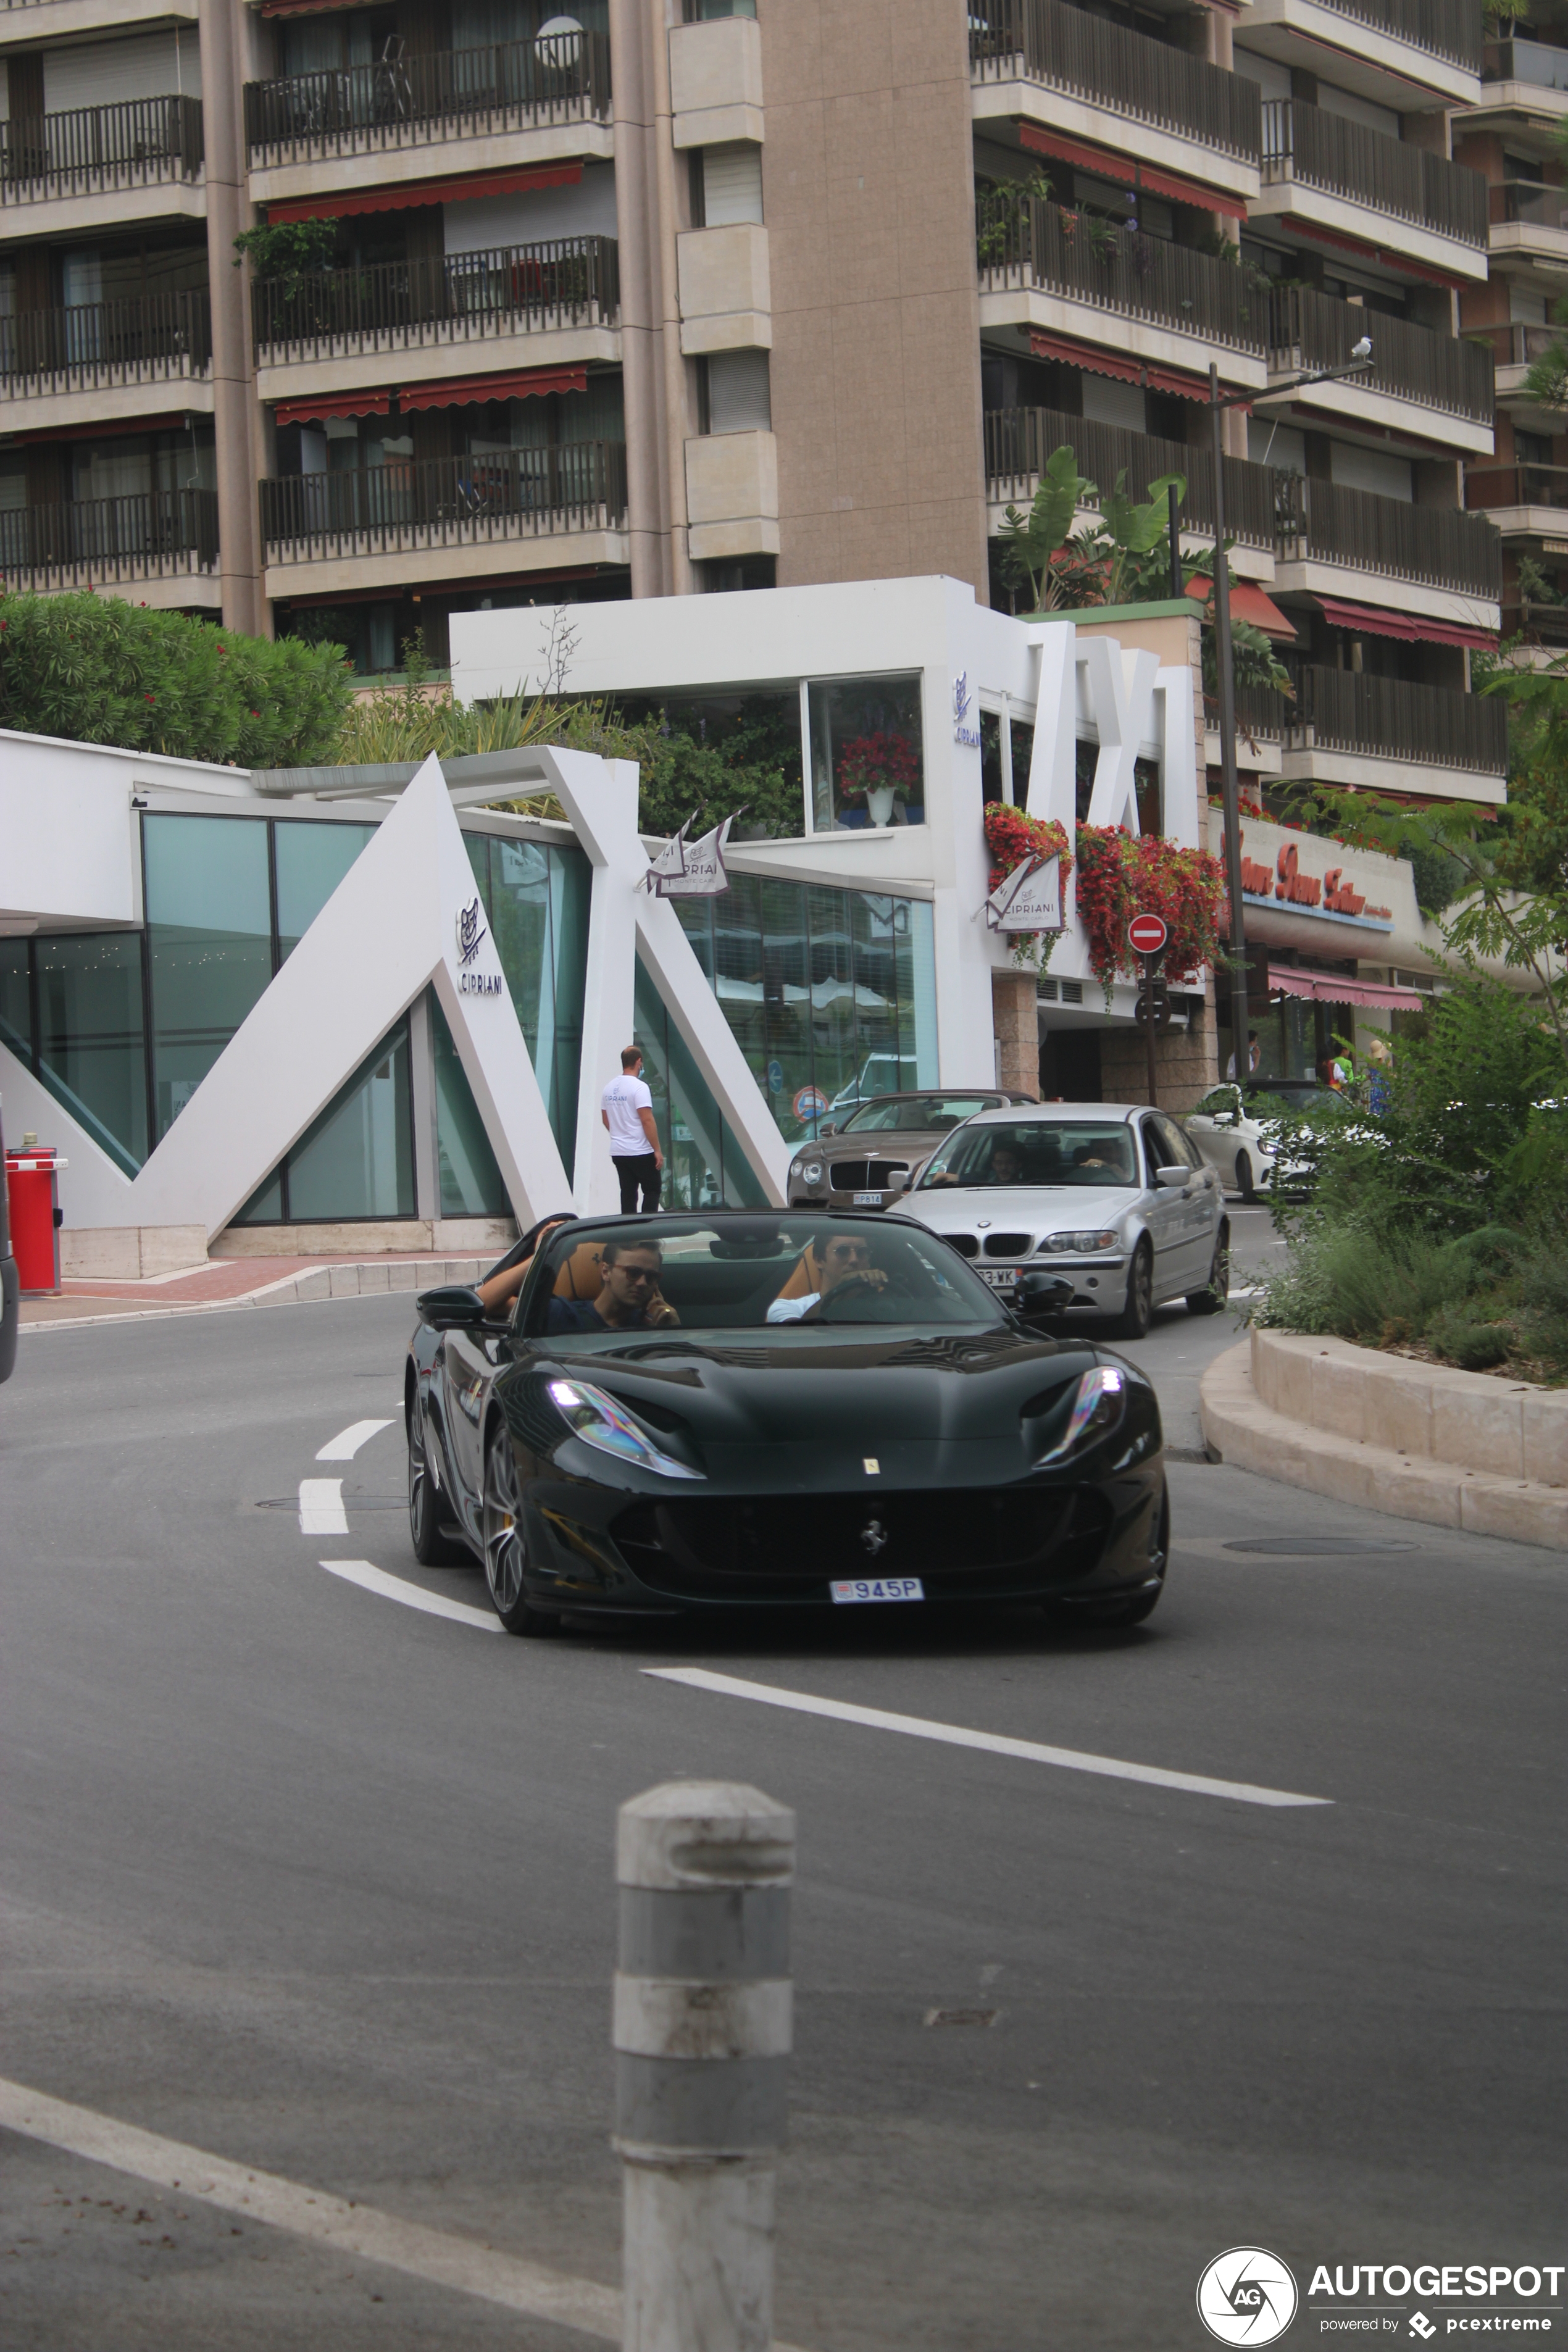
[
  {"x1": 320, "y1": 1558, "x2": 501, "y2": 1632},
  {"x1": 317, "y1": 1417, "x2": 396, "y2": 1462},
  {"x1": 645, "y1": 1666, "x2": 1333, "y2": 1811},
  {"x1": 299, "y1": 1478, "x2": 348, "y2": 1536}
]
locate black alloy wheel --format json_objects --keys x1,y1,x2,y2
[
  {"x1": 409, "y1": 1407, "x2": 471, "y2": 1565},
  {"x1": 1109, "y1": 1238, "x2": 1153, "y2": 1340},
  {"x1": 1186, "y1": 1230, "x2": 1230, "y2": 1316},
  {"x1": 1235, "y1": 1149, "x2": 1256, "y2": 1201},
  {"x1": 482, "y1": 1419, "x2": 557, "y2": 1637}
]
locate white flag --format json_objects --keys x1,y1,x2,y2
[
  {"x1": 651, "y1": 812, "x2": 738, "y2": 898},
  {"x1": 641, "y1": 816, "x2": 691, "y2": 893},
  {"x1": 985, "y1": 854, "x2": 1063, "y2": 933}
]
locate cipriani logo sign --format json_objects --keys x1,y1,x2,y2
[
  {"x1": 454, "y1": 897, "x2": 504, "y2": 998},
  {"x1": 953, "y1": 671, "x2": 982, "y2": 750}
]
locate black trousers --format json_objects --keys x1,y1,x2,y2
[{"x1": 614, "y1": 1153, "x2": 662, "y2": 1214}]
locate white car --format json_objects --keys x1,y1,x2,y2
[
  {"x1": 1183, "y1": 1082, "x2": 1336, "y2": 1198},
  {"x1": 900, "y1": 1103, "x2": 1228, "y2": 1340}
]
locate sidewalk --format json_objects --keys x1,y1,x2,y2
[{"x1": 19, "y1": 1252, "x2": 494, "y2": 1333}]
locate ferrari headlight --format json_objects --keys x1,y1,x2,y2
[
  {"x1": 1036, "y1": 1365, "x2": 1127, "y2": 1465},
  {"x1": 1043, "y1": 1230, "x2": 1119, "y2": 1254},
  {"x1": 546, "y1": 1378, "x2": 705, "y2": 1480}
]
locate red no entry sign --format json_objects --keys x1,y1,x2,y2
[{"x1": 1128, "y1": 912, "x2": 1168, "y2": 956}]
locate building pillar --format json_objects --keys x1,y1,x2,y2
[
  {"x1": 612, "y1": 0, "x2": 690, "y2": 596},
  {"x1": 200, "y1": 0, "x2": 267, "y2": 636},
  {"x1": 991, "y1": 971, "x2": 1041, "y2": 1099}
]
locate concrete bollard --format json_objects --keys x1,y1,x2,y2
[{"x1": 614, "y1": 1780, "x2": 795, "y2": 2352}]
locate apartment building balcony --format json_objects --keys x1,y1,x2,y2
[
  {"x1": 0, "y1": 488, "x2": 220, "y2": 606},
  {"x1": 259, "y1": 440, "x2": 628, "y2": 601},
  {"x1": 1470, "y1": 322, "x2": 1556, "y2": 415},
  {"x1": 1487, "y1": 180, "x2": 1568, "y2": 277},
  {"x1": 0, "y1": 96, "x2": 204, "y2": 238},
  {"x1": 0, "y1": 0, "x2": 194, "y2": 39},
  {"x1": 1282, "y1": 664, "x2": 1507, "y2": 796},
  {"x1": 0, "y1": 291, "x2": 211, "y2": 435},
  {"x1": 244, "y1": 31, "x2": 612, "y2": 211},
  {"x1": 1236, "y1": 0, "x2": 1480, "y2": 112},
  {"x1": 252, "y1": 239, "x2": 619, "y2": 411},
  {"x1": 1261, "y1": 285, "x2": 1494, "y2": 457},
  {"x1": 983, "y1": 406, "x2": 1278, "y2": 582},
  {"x1": 1254, "y1": 99, "x2": 1488, "y2": 286},
  {"x1": 967, "y1": 0, "x2": 1261, "y2": 214},
  {"x1": 1464, "y1": 462, "x2": 1568, "y2": 548},
  {"x1": 1275, "y1": 474, "x2": 1501, "y2": 628},
  {"x1": 977, "y1": 197, "x2": 1266, "y2": 396},
  {"x1": 1476, "y1": 39, "x2": 1568, "y2": 128}
]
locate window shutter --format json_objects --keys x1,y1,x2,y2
[
  {"x1": 706, "y1": 349, "x2": 771, "y2": 435},
  {"x1": 700, "y1": 143, "x2": 763, "y2": 227},
  {"x1": 43, "y1": 30, "x2": 194, "y2": 114}
]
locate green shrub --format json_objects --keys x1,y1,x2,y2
[{"x1": 0, "y1": 592, "x2": 352, "y2": 767}]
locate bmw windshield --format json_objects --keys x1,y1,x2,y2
[{"x1": 917, "y1": 1124, "x2": 1139, "y2": 1190}]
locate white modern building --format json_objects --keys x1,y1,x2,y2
[{"x1": 2, "y1": 575, "x2": 1468, "y2": 1276}]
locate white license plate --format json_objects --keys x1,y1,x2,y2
[
  {"x1": 830, "y1": 1576, "x2": 925, "y2": 1605},
  {"x1": 978, "y1": 1264, "x2": 1019, "y2": 1288},
  {"x1": 853, "y1": 1191, "x2": 882, "y2": 1206}
]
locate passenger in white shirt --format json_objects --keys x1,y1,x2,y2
[
  {"x1": 602, "y1": 1046, "x2": 664, "y2": 1214},
  {"x1": 767, "y1": 1233, "x2": 888, "y2": 1321}
]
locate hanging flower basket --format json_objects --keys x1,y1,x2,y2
[
  {"x1": 1074, "y1": 825, "x2": 1225, "y2": 990},
  {"x1": 983, "y1": 803, "x2": 1074, "y2": 968}
]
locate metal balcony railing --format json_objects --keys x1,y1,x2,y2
[
  {"x1": 252, "y1": 237, "x2": 619, "y2": 361},
  {"x1": 1266, "y1": 285, "x2": 1493, "y2": 427},
  {"x1": 0, "y1": 488, "x2": 219, "y2": 592},
  {"x1": 1313, "y1": 0, "x2": 1480, "y2": 73},
  {"x1": 1465, "y1": 463, "x2": 1568, "y2": 514},
  {"x1": 976, "y1": 195, "x2": 1264, "y2": 356},
  {"x1": 1483, "y1": 36, "x2": 1568, "y2": 90},
  {"x1": 983, "y1": 406, "x2": 1276, "y2": 552},
  {"x1": 1261, "y1": 99, "x2": 1487, "y2": 250},
  {"x1": 1290, "y1": 664, "x2": 1507, "y2": 775},
  {"x1": 244, "y1": 30, "x2": 611, "y2": 168},
  {"x1": 259, "y1": 440, "x2": 627, "y2": 559},
  {"x1": 0, "y1": 94, "x2": 203, "y2": 202},
  {"x1": 0, "y1": 290, "x2": 211, "y2": 394},
  {"x1": 1277, "y1": 474, "x2": 1501, "y2": 600},
  {"x1": 1490, "y1": 180, "x2": 1568, "y2": 235},
  {"x1": 967, "y1": 0, "x2": 1261, "y2": 162}
]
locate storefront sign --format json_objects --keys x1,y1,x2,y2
[
  {"x1": 985, "y1": 854, "x2": 1064, "y2": 933},
  {"x1": 1239, "y1": 835, "x2": 1392, "y2": 922},
  {"x1": 953, "y1": 672, "x2": 982, "y2": 750},
  {"x1": 454, "y1": 898, "x2": 506, "y2": 994}
]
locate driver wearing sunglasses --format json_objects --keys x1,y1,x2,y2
[
  {"x1": 546, "y1": 1238, "x2": 680, "y2": 1333},
  {"x1": 767, "y1": 1233, "x2": 888, "y2": 1323}
]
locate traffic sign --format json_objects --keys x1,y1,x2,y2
[
  {"x1": 793, "y1": 1083, "x2": 829, "y2": 1123},
  {"x1": 1128, "y1": 912, "x2": 1168, "y2": 957}
]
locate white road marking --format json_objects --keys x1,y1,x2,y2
[
  {"x1": 298, "y1": 1478, "x2": 348, "y2": 1535},
  {"x1": 646, "y1": 1667, "x2": 1332, "y2": 1810},
  {"x1": 316, "y1": 1418, "x2": 395, "y2": 1462},
  {"x1": 320, "y1": 1558, "x2": 500, "y2": 1632}
]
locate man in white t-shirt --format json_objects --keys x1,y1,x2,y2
[{"x1": 601, "y1": 1045, "x2": 664, "y2": 1214}]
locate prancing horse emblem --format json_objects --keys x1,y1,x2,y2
[{"x1": 860, "y1": 1518, "x2": 889, "y2": 1558}]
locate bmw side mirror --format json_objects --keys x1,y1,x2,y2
[
  {"x1": 1015, "y1": 1270, "x2": 1074, "y2": 1316},
  {"x1": 418, "y1": 1283, "x2": 487, "y2": 1330},
  {"x1": 1155, "y1": 1166, "x2": 1190, "y2": 1190}
]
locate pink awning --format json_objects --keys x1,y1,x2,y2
[
  {"x1": 1269, "y1": 965, "x2": 1424, "y2": 1010},
  {"x1": 1315, "y1": 597, "x2": 1497, "y2": 654},
  {"x1": 398, "y1": 364, "x2": 586, "y2": 409}
]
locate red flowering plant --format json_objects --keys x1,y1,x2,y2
[
  {"x1": 1073, "y1": 825, "x2": 1225, "y2": 994},
  {"x1": 983, "y1": 802, "x2": 1074, "y2": 968},
  {"x1": 836, "y1": 729, "x2": 920, "y2": 811}
]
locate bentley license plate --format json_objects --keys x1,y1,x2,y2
[
  {"x1": 978, "y1": 1264, "x2": 1019, "y2": 1288},
  {"x1": 830, "y1": 1577, "x2": 924, "y2": 1604},
  {"x1": 854, "y1": 1191, "x2": 882, "y2": 1206}
]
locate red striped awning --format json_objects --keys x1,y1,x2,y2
[
  {"x1": 1270, "y1": 967, "x2": 1419, "y2": 1008},
  {"x1": 1019, "y1": 122, "x2": 1248, "y2": 221},
  {"x1": 398, "y1": 364, "x2": 585, "y2": 410},
  {"x1": 1186, "y1": 576, "x2": 1297, "y2": 640},
  {"x1": 273, "y1": 389, "x2": 390, "y2": 426},
  {"x1": 1316, "y1": 596, "x2": 1497, "y2": 653},
  {"x1": 1029, "y1": 328, "x2": 1246, "y2": 408},
  {"x1": 265, "y1": 161, "x2": 581, "y2": 221},
  {"x1": 1285, "y1": 217, "x2": 1469, "y2": 292}
]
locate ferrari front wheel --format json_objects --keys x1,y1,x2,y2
[
  {"x1": 482, "y1": 1420, "x2": 557, "y2": 1637},
  {"x1": 409, "y1": 1409, "x2": 470, "y2": 1566}
]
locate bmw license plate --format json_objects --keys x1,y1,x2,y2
[
  {"x1": 854, "y1": 1191, "x2": 882, "y2": 1206},
  {"x1": 831, "y1": 1576, "x2": 925, "y2": 1604},
  {"x1": 978, "y1": 1264, "x2": 1019, "y2": 1288}
]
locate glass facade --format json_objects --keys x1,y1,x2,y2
[
  {"x1": 275, "y1": 820, "x2": 376, "y2": 960},
  {"x1": 807, "y1": 673, "x2": 924, "y2": 833},
  {"x1": 633, "y1": 954, "x2": 767, "y2": 1210},
  {"x1": 0, "y1": 932, "x2": 148, "y2": 1175},
  {"x1": 235, "y1": 1018, "x2": 415, "y2": 1224},
  {"x1": 144, "y1": 814, "x2": 273, "y2": 1145},
  {"x1": 431, "y1": 991, "x2": 509, "y2": 1218},
  {"x1": 463, "y1": 830, "x2": 591, "y2": 1170},
  {"x1": 671, "y1": 877, "x2": 937, "y2": 1149}
]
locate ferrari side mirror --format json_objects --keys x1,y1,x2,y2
[
  {"x1": 418, "y1": 1283, "x2": 487, "y2": 1330},
  {"x1": 1015, "y1": 1270, "x2": 1074, "y2": 1315}
]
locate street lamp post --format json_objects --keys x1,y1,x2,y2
[{"x1": 1205, "y1": 341, "x2": 1372, "y2": 1090}]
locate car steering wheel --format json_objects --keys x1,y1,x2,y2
[{"x1": 813, "y1": 1270, "x2": 909, "y2": 1322}]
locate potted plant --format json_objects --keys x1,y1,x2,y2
[{"x1": 836, "y1": 728, "x2": 919, "y2": 826}]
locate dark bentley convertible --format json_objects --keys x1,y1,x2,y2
[{"x1": 404, "y1": 1211, "x2": 1169, "y2": 1635}]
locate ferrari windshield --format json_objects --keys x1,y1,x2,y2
[
  {"x1": 917, "y1": 1122, "x2": 1139, "y2": 1190},
  {"x1": 525, "y1": 1216, "x2": 1003, "y2": 1341},
  {"x1": 836, "y1": 1095, "x2": 999, "y2": 1133}
]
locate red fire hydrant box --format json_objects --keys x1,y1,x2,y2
[{"x1": 4, "y1": 1147, "x2": 67, "y2": 1297}]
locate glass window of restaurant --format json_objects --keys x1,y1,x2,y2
[
  {"x1": 0, "y1": 932, "x2": 148, "y2": 1175},
  {"x1": 806, "y1": 673, "x2": 925, "y2": 833},
  {"x1": 463, "y1": 830, "x2": 591, "y2": 1174}
]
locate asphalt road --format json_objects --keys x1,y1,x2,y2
[{"x1": 2, "y1": 1238, "x2": 1563, "y2": 2351}]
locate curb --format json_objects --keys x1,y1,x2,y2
[
  {"x1": 17, "y1": 1256, "x2": 491, "y2": 1335},
  {"x1": 1199, "y1": 1341, "x2": 1568, "y2": 1552}
]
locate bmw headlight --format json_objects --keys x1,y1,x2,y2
[
  {"x1": 1042, "y1": 1230, "x2": 1119, "y2": 1254},
  {"x1": 1036, "y1": 1365, "x2": 1127, "y2": 1465},
  {"x1": 546, "y1": 1378, "x2": 705, "y2": 1480}
]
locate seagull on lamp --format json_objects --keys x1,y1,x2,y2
[{"x1": 1350, "y1": 335, "x2": 1372, "y2": 361}]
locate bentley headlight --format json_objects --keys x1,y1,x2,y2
[
  {"x1": 799, "y1": 1161, "x2": 825, "y2": 1187},
  {"x1": 547, "y1": 1378, "x2": 705, "y2": 1480},
  {"x1": 1036, "y1": 1365, "x2": 1127, "y2": 1465},
  {"x1": 1043, "y1": 1230, "x2": 1119, "y2": 1254}
]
